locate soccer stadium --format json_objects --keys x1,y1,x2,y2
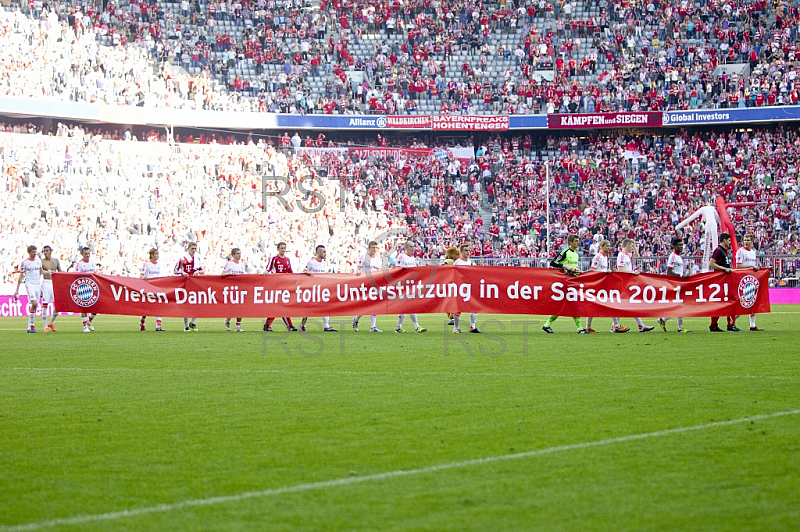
[{"x1": 1, "y1": 0, "x2": 799, "y2": 528}]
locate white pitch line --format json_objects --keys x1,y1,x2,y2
[
  {"x1": 2, "y1": 409, "x2": 799, "y2": 532},
  {"x1": 7, "y1": 367, "x2": 800, "y2": 380}
]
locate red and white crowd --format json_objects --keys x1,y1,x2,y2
[
  {"x1": 4, "y1": 0, "x2": 800, "y2": 114},
  {"x1": 1, "y1": 120, "x2": 797, "y2": 291}
]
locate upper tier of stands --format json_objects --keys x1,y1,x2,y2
[{"x1": 3, "y1": 0, "x2": 798, "y2": 114}]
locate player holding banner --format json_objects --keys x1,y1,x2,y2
[
  {"x1": 542, "y1": 235, "x2": 587, "y2": 334},
  {"x1": 140, "y1": 248, "x2": 165, "y2": 331},
  {"x1": 75, "y1": 246, "x2": 99, "y2": 332},
  {"x1": 41, "y1": 245, "x2": 61, "y2": 332},
  {"x1": 300, "y1": 245, "x2": 338, "y2": 332},
  {"x1": 453, "y1": 243, "x2": 481, "y2": 334},
  {"x1": 613, "y1": 239, "x2": 654, "y2": 333},
  {"x1": 263, "y1": 242, "x2": 298, "y2": 332},
  {"x1": 353, "y1": 240, "x2": 383, "y2": 333},
  {"x1": 395, "y1": 241, "x2": 427, "y2": 333},
  {"x1": 222, "y1": 248, "x2": 245, "y2": 332},
  {"x1": 709, "y1": 232, "x2": 739, "y2": 332},
  {"x1": 736, "y1": 233, "x2": 764, "y2": 331},
  {"x1": 585, "y1": 239, "x2": 611, "y2": 334},
  {"x1": 14, "y1": 245, "x2": 42, "y2": 333},
  {"x1": 175, "y1": 242, "x2": 204, "y2": 332},
  {"x1": 657, "y1": 238, "x2": 691, "y2": 333}
]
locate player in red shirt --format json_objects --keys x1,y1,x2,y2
[
  {"x1": 263, "y1": 242, "x2": 298, "y2": 332},
  {"x1": 174, "y1": 242, "x2": 204, "y2": 331}
]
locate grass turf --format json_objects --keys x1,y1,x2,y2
[{"x1": 1, "y1": 308, "x2": 799, "y2": 531}]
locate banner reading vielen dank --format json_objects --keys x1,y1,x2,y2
[{"x1": 53, "y1": 268, "x2": 770, "y2": 319}]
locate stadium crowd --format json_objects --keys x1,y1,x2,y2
[
  {"x1": 0, "y1": 125, "x2": 399, "y2": 286},
  {"x1": 1, "y1": 120, "x2": 797, "y2": 289},
  {"x1": 3, "y1": 0, "x2": 800, "y2": 114}
]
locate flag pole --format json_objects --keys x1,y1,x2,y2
[{"x1": 546, "y1": 160, "x2": 551, "y2": 259}]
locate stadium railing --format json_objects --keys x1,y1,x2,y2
[{"x1": 416, "y1": 255, "x2": 800, "y2": 284}]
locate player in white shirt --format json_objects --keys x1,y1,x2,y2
[
  {"x1": 300, "y1": 245, "x2": 338, "y2": 332},
  {"x1": 395, "y1": 241, "x2": 427, "y2": 333},
  {"x1": 74, "y1": 246, "x2": 99, "y2": 332},
  {"x1": 453, "y1": 244, "x2": 481, "y2": 334},
  {"x1": 40, "y1": 245, "x2": 62, "y2": 332},
  {"x1": 140, "y1": 248, "x2": 165, "y2": 332},
  {"x1": 14, "y1": 245, "x2": 43, "y2": 333},
  {"x1": 735, "y1": 233, "x2": 763, "y2": 331},
  {"x1": 614, "y1": 239, "x2": 654, "y2": 333},
  {"x1": 353, "y1": 240, "x2": 383, "y2": 332},
  {"x1": 658, "y1": 238, "x2": 691, "y2": 333},
  {"x1": 222, "y1": 248, "x2": 246, "y2": 332},
  {"x1": 585, "y1": 240, "x2": 611, "y2": 333}
]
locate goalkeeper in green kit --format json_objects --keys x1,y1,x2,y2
[{"x1": 543, "y1": 234, "x2": 589, "y2": 334}]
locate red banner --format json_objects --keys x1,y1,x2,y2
[
  {"x1": 52, "y1": 267, "x2": 770, "y2": 319},
  {"x1": 386, "y1": 115, "x2": 432, "y2": 128},
  {"x1": 431, "y1": 115, "x2": 510, "y2": 131},
  {"x1": 547, "y1": 112, "x2": 663, "y2": 129},
  {"x1": 347, "y1": 147, "x2": 434, "y2": 159}
]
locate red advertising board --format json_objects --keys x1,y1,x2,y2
[
  {"x1": 52, "y1": 267, "x2": 770, "y2": 319},
  {"x1": 431, "y1": 115, "x2": 510, "y2": 131},
  {"x1": 386, "y1": 115, "x2": 432, "y2": 128},
  {"x1": 547, "y1": 112, "x2": 663, "y2": 129}
]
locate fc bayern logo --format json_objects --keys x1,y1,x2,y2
[
  {"x1": 738, "y1": 275, "x2": 760, "y2": 309},
  {"x1": 70, "y1": 277, "x2": 100, "y2": 308},
  {"x1": 376, "y1": 116, "x2": 387, "y2": 128}
]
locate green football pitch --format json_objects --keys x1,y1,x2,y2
[{"x1": 2, "y1": 308, "x2": 799, "y2": 531}]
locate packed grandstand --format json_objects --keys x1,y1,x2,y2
[{"x1": 0, "y1": 0, "x2": 798, "y2": 289}]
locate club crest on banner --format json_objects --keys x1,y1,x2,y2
[
  {"x1": 738, "y1": 275, "x2": 760, "y2": 309},
  {"x1": 70, "y1": 277, "x2": 100, "y2": 307}
]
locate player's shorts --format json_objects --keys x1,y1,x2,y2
[
  {"x1": 25, "y1": 283, "x2": 42, "y2": 303},
  {"x1": 41, "y1": 280, "x2": 54, "y2": 304}
]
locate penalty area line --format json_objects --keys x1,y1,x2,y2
[{"x1": 2, "y1": 409, "x2": 799, "y2": 532}]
